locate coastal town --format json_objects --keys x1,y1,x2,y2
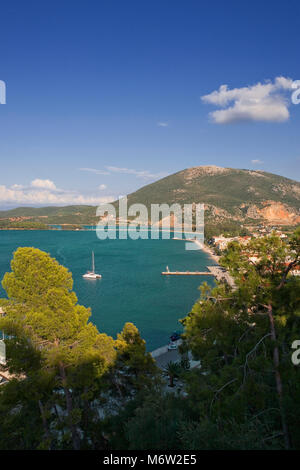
[{"x1": 206, "y1": 226, "x2": 300, "y2": 277}]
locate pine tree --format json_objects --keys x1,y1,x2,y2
[
  {"x1": 0, "y1": 247, "x2": 116, "y2": 449},
  {"x1": 181, "y1": 230, "x2": 300, "y2": 449}
]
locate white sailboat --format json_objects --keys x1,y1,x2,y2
[{"x1": 83, "y1": 251, "x2": 102, "y2": 279}]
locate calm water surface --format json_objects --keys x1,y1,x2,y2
[{"x1": 0, "y1": 230, "x2": 216, "y2": 350}]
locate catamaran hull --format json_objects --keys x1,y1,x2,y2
[{"x1": 83, "y1": 273, "x2": 102, "y2": 279}]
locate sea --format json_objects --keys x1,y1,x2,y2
[{"x1": 0, "y1": 229, "x2": 216, "y2": 351}]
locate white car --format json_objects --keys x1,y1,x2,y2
[{"x1": 168, "y1": 342, "x2": 178, "y2": 350}]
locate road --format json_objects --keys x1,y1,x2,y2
[{"x1": 154, "y1": 348, "x2": 181, "y2": 369}]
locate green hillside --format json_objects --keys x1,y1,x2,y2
[
  {"x1": 0, "y1": 205, "x2": 97, "y2": 225},
  {"x1": 124, "y1": 166, "x2": 300, "y2": 215},
  {"x1": 121, "y1": 166, "x2": 300, "y2": 232},
  {"x1": 0, "y1": 166, "x2": 299, "y2": 229}
]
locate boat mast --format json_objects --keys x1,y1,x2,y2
[{"x1": 92, "y1": 251, "x2": 95, "y2": 273}]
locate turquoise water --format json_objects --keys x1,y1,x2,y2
[{"x1": 0, "y1": 230, "x2": 216, "y2": 351}]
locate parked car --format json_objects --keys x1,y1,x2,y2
[
  {"x1": 170, "y1": 331, "x2": 181, "y2": 342},
  {"x1": 168, "y1": 342, "x2": 178, "y2": 350}
]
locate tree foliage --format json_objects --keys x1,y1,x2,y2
[
  {"x1": 181, "y1": 230, "x2": 300, "y2": 449},
  {"x1": 0, "y1": 247, "x2": 158, "y2": 449},
  {"x1": 0, "y1": 231, "x2": 299, "y2": 450}
]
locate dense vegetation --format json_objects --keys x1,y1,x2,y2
[
  {"x1": 204, "y1": 221, "x2": 250, "y2": 239},
  {"x1": 0, "y1": 230, "x2": 299, "y2": 450},
  {"x1": 0, "y1": 205, "x2": 97, "y2": 226},
  {"x1": 0, "y1": 220, "x2": 49, "y2": 230}
]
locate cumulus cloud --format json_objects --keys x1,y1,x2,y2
[
  {"x1": 251, "y1": 159, "x2": 264, "y2": 164},
  {"x1": 31, "y1": 178, "x2": 57, "y2": 190},
  {"x1": 98, "y1": 184, "x2": 107, "y2": 190},
  {"x1": 201, "y1": 76, "x2": 294, "y2": 124},
  {"x1": 157, "y1": 121, "x2": 169, "y2": 127},
  {"x1": 0, "y1": 180, "x2": 114, "y2": 206}
]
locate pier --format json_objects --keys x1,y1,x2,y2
[
  {"x1": 162, "y1": 271, "x2": 214, "y2": 276},
  {"x1": 161, "y1": 265, "x2": 235, "y2": 287}
]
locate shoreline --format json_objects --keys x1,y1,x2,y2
[
  {"x1": 150, "y1": 340, "x2": 182, "y2": 369},
  {"x1": 1, "y1": 229, "x2": 234, "y2": 355},
  {"x1": 150, "y1": 340, "x2": 200, "y2": 370},
  {"x1": 151, "y1": 241, "x2": 220, "y2": 359},
  {"x1": 149, "y1": 239, "x2": 235, "y2": 361},
  {"x1": 192, "y1": 239, "x2": 236, "y2": 288},
  {"x1": 190, "y1": 239, "x2": 220, "y2": 264},
  {"x1": 199, "y1": 242, "x2": 221, "y2": 264}
]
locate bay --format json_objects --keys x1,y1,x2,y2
[{"x1": 0, "y1": 230, "x2": 216, "y2": 351}]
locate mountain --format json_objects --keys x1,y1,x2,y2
[
  {"x1": 0, "y1": 205, "x2": 97, "y2": 225},
  {"x1": 124, "y1": 166, "x2": 300, "y2": 226},
  {"x1": 0, "y1": 166, "x2": 299, "y2": 229}
]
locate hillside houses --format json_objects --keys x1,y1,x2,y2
[
  {"x1": 211, "y1": 229, "x2": 289, "y2": 253},
  {"x1": 209, "y1": 230, "x2": 299, "y2": 279}
]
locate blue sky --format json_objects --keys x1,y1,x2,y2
[{"x1": 0, "y1": 0, "x2": 299, "y2": 207}]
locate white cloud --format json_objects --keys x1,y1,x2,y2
[
  {"x1": 201, "y1": 76, "x2": 294, "y2": 124},
  {"x1": 251, "y1": 159, "x2": 264, "y2": 164},
  {"x1": 157, "y1": 121, "x2": 169, "y2": 127},
  {"x1": 0, "y1": 181, "x2": 115, "y2": 206},
  {"x1": 31, "y1": 179, "x2": 57, "y2": 190},
  {"x1": 98, "y1": 184, "x2": 107, "y2": 190}
]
